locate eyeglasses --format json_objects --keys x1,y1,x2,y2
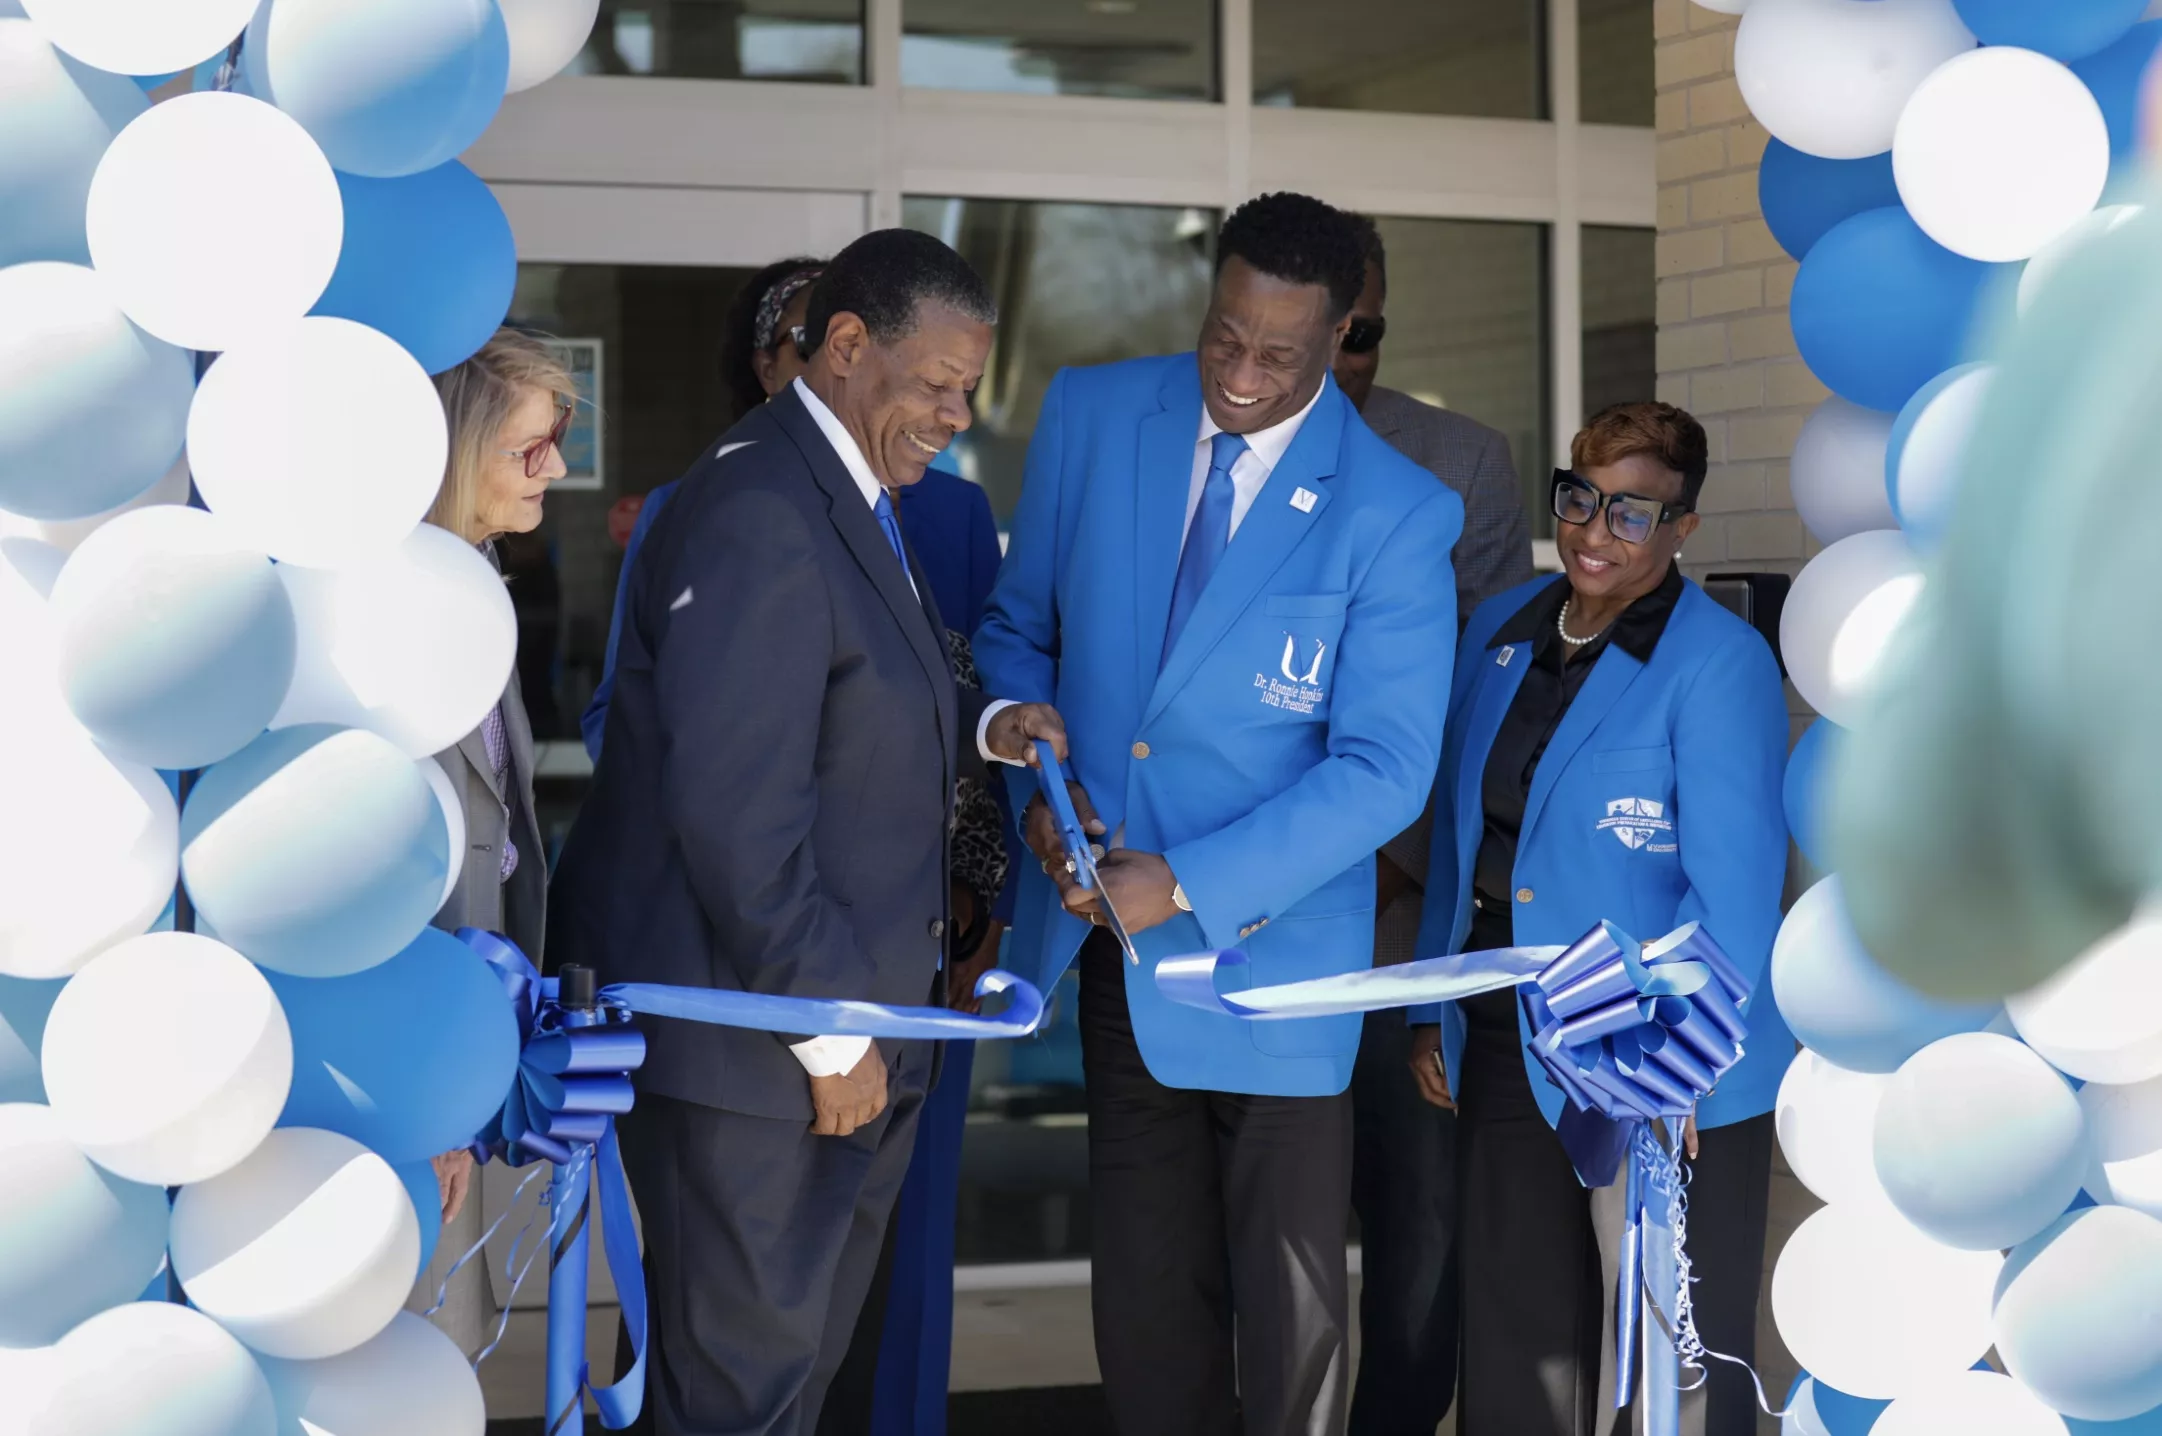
[
  {"x1": 1551, "y1": 470, "x2": 1691, "y2": 545},
  {"x1": 500, "y1": 401, "x2": 574, "y2": 479},
  {"x1": 1341, "y1": 315, "x2": 1387, "y2": 355}
]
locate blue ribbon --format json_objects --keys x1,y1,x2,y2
[
  {"x1": 453, "y1": 929, "x2": 1049, "y2": 1431},
  {"x1": 1154, "y1": 920, "x2": 1760, "y2": 1436}
]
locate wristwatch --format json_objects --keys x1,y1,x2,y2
[{"x1": 1172, "y1": 883, "x2": 1192, "y2": 912}]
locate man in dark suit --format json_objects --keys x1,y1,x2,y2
[
  {"x1": 550, "y1": 229, "x2": 1065, "y2": 1436},
  {"x1": 1331, "y1": 214, "x2": 1534, "y2": 1436}
]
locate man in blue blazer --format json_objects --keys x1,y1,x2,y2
[
  {"x1": 550, "y1": 231, "x2": 1064, "y2": 1436},
  {"x1": 973, "y1": 193, "x2": 1463, "y2": 1436}
]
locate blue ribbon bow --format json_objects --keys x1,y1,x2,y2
[
  {"x1": 452, "y1": 930, "x2": 1051, "y2": 1433},
  {"x1": 1153, "y1": 920, "x2": 1762, "y2": 1435}
]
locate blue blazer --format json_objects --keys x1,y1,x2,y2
[
  {"x1": 1414, "y1": 574, "x2": 1794, "y2": 1131},
  {"x1": 973, "y1": 354, "x2": 1463, "y2": 1098}
]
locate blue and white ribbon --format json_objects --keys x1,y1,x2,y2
[{"x1": 453, "y1": 929, "x2": 1049, "y2": 1433}]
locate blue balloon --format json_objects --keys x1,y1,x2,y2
[
  {"x1": 1790, "y1": 207, "x2": 2002, "y2": 415},
  {"x1": 2072, "y1": 1405, "x2": 2162, "y2": 1434},
  {"x1": 1953, "y1": 0, "x2": 2145, "y2": 61},
  {"x1": 244, "y1": 0, "x2": 509, "y2": 179},
  {"x1": 1792, "y1": 1373, "x2": 1891, "y2": 1435},
  {"x1": 0, "y1": 975, "x2": 64, "y2": 1103},
  {"x1": 1998, "y1": 1207, "x2": 2162, "y2": 1423},
  {"x1": 1874, "y1": 1033, "x2": 2090, "y2": 1250},
  {"x1": 1784, "y1": 718, "x2": 1843, "y2": 870},
  {"x1": 2074, "y1": 21, "x2": 2162, "y2": 163},
  {"x1": 1771, "y1": 877, "x2": 2001, "y2": 1074},
  {"x1": 311, "y1": 162, "x2": 515, "y2": 374},
  {"x1": 268, "y1": 927, "x2": 519, "y2": 1164},
  {"x1": 0, "y1": 20, "x2": 147, "y2": 267},
  {"x1": 394, "y1": 1158, "x2": 442, "y2": 1276},
  {"x1": 1758, "y1": 141, "x2": 1902, "y2": 262}
]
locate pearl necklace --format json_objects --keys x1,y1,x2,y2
[{"x1": 1556, "y1": 598, "x2": 1609, "y2": 648}]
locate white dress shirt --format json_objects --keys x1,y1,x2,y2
[
  {"x1": 788, "y1": 379, "x2": 1013, "y2": 1077},
  {"x1": 1182, "y1": 379, "x2": 1325, "y2": 550}
]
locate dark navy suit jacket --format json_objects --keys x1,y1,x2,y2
[{"x1": 551, "y1": 385, "x2": 989, "y2": 1119}]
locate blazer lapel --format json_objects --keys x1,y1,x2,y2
[
  {"x1": 1519, "y1": 645, "x2": 1652, "y2": 848},
  {"x1": 1133, "y1": 358, "x2": 1204, "y2": 704},
  {"x1": 769, "y1": 388, "x2": 950, "y2": 704},
  {"x1": 457, "y1": 725, "x2": 502, "y2": 804},
  {"x1": 1455, "y1": 640, "x2": 1531, "y2": 919},
  {"x1": 1145, "y1": 381, "x2": 1344, "y2": 725}
]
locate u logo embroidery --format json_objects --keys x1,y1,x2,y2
[{"x1": 1280, "y1": 635, "x2": 1326, "y2": 684}]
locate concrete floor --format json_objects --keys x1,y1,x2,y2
[{"x1": 481, "y1": 1161, "x2": 1819, "y2": 1435}]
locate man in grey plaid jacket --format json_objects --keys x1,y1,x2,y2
[{"x1": 1337, "y1": 213, "x2": 1535, "y2": 1436}]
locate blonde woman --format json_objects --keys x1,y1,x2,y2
[{"x1": 410, "y1": 327, "x2": 575, "y2": 1353}]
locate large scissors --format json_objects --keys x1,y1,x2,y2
[{"x1": 1033, "y1": 739, "x2": 1140, "y2": 965}]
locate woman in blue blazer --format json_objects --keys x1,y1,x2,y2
[{"x1": 1408, "y1": 403, "x2": 1791, "y2": 1436}]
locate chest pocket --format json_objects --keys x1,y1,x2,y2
[
  {"x1": 1588, "y1": 746, "x2": 1677, "y2": 855},
  {"x1": 1251, "y1": 592, "x2": 1347, "y2": 719}
]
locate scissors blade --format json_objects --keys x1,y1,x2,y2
[{"x1": 1091, "y1": 860, "x2": 1143, "y2": 966}]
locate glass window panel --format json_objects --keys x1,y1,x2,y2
[
  {"x1": 1252, "y1": 0, "x2": 1544, "y2": 119},
  {"x1": 1365, "y1": 215, "x2": 1550, "y2": 532},
  {"x1": 901, "y1": 0, "x2": 1215, "y2": 100},
  {"x1": 1581, "y1": 225, "x2": 1656, "y2": 426},
  {"x1": 902, "y1": 197, "x2": 1218, "y2": 527},
  {"x1": 1578, "y1": 0, "x2": 1654, "y2": 126},
  {"x1": 569, "y1": 0, "x2": 864, "y2": 83}
]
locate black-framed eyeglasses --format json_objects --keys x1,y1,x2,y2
[
  {"x1": 499, "y1": 401, "x2": 573, "y2": 479},
  {"x1": 1342, "y1": 315, "x2": 1387, "y2": 355},
  {"x1": 1551, "y1": 469, "x2": 1691, "y2": 545}
]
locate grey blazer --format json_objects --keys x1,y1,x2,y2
[
  {"x1": 1362, "y1": 386, "x2": 1534, "y2": 961},
  {"x1": 429, "y1": 664, "x2": 546, "y2": 964},
  {"x1": 1361, "y1": 384, "x2": 1534, "y2": 618}
]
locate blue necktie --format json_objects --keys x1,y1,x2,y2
[
  {"x1": 873, "y1": 489, "x2": 909, "y2": 575},
  {"x1": 1162, "y1": 430, "x2": 1249, "y2": 667}
]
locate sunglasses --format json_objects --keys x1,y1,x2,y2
[
  {"x1": 501, "y1": 401, "x2": 574, "y2": 479},
  {"x1": 1551, "y1": 470, "x2": 1691, "y2": 545},
  {"x1": 1341, "y1": 315, "x2": 1386, "y2": 355}
]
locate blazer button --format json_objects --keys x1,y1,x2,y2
[
  {"x1": 1132, "y1": 741, "x2": 1150, "y2": 759},
  {"x1": 1516, "y1": 888, "x2": 1534, "y2": 904},
  {"x1": 928, "y1": 918, "x2": 946, "y2": 939}
]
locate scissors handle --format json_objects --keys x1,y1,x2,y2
[{"x1": 1032, "y1": 740, "x2": 1093, "y2": 890}]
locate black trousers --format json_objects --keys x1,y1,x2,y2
[
  {"x1": 616, "y1": 1051, "x2": 928, "y2": 1436},
  {"x1": 1348, "y1": 1010, "x2": 1459, "y2": 1436},
  {"x1": 1455, "y1": 988, "x2": 1774, "y2": 1436},
  {"x1": 1078, "y1": 935, "x2": 1353, "y2": 1436}
]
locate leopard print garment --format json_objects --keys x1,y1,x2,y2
[{"x1": 947, "y1": 629, "x2": 1012, "y2": 921}]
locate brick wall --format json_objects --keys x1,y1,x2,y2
[{"x1": 1654, "y1": 0, "x2": 1819, "y2": 588}]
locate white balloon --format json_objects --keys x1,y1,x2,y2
[
  {"x1": 41, "y1": 932, "x2": 291, "y2": 1185},
  {"x1": 85, "y1": 91, "x2": 341, "y2": 353},
  {"x1": 274, "y1": 524, "x2": 518, "y2": 756},
  {"x1": 48, "y1": 504, "x2": 296, "y2": 770},
  {"x1": 1779, "y1": 529, "x2": 1925, "y2": 727},
  {"x1": 1994, "y1": 1207, "x2": 2162, "y2": 1422},
  {"x1": 1870, "y1": 1370, "x2": 2069, "y2": 1436},
  {"x1": 2021, "y1": 204, "x2": 2143, "y2": 315},
  {"x1": 421, "y1": 756, "x2": 467, "y2": 912},
  {"x1": 18, "y1": 0, "x2": 256, "y2": 76},
  {"x1": 171, "y1": 1128, "x2": 419, "y2": 1361},
  {"x1": 1791, "y1": 396, "x2": 1897, "y2": 545},
  {"x1": 0, "y1": 261, "x2": 193, "y2": 523},
  {"x1": 0, "y1": 454, "x2": 191, "y2": 553},
  {"x1": 1735, "y1": 0, "x2": 1975, "y2": 161},
  {"x1": 189, "y1": 318, "x2": 446, "y2": 571},
  {"x1": 1893, "y1": 47, "x2": 2110, "y2": 263},
  {"x1": 1888, "y1": 364, "x2": 1991, "y2": 551},
  {"x1": 1771, "y1": 1202, "x2": 2000, "y2": 1399},
  {"x1": 181, "y1": 726, "x2": 450, "y2": 978},
  {"x1": 256, "y1": 1312, "x2": 485, "y2": 1436},
  {"x1": 1777, "y1": 1048, "x2": 1894, "y2": 1208},
  {"x1": 0, "y1": 1103, "x2": 169, "y2": 1348},
  {"x1": 2010, "y1": 907, "x2": 2162, "y2": 1083},
  {"x1": 28, "y1": 1300, "x2": 276, "y2": 1436},
  {"x1": 502, "y1": 0, "x2": 600, "y2": 92},
  {"x1": 2081, "y1": 1074, "x2": 2162, "y2": 1218},
  {"x1": 0, "y1": 12, "x2": 145, "y2": 267}
]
